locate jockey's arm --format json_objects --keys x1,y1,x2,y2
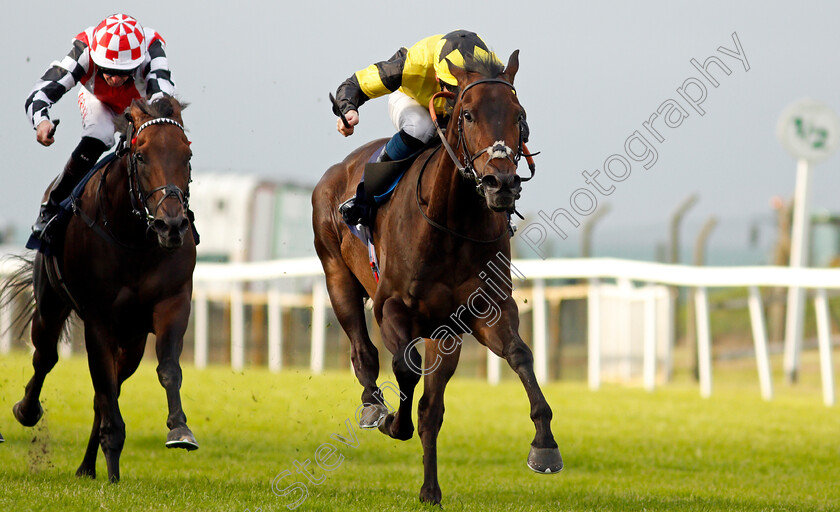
[
  {"x1": 333, "y1": 46, "x2": 409, "y2": 135},
  {"x1": 25, "y1": 39, "x2": 88, "y2": 139},
  {"x1": 143, "y1": 36, "x2": 176, "y2": 101}
]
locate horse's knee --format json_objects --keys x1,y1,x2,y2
[
  {"x1": 417, "y1": 395, "x2": 445, "y2": 434},
  {"x1": 156, "y1": 362, "x2": 182, "y2": 388},
  {"x1": 393, "y1": 346, "x2": 422, "y2": 382},
  {"x1": 98, "y1": 418, "x2": 126, "y2": 452},
  {"x1": 505, "y1": 343, "x2": 534, "y2": 370}
]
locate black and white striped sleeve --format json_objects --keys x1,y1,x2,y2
[
  {"x1": 142, "y1": 38, "x2": 176, "y2": 101},
  {"x1": 24, "y1": 39, "x2": 90, "y2": 129}
]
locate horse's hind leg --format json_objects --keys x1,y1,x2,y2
[
  {"x1": 76, "y1": 401, "x2": 100, "y2": 478},
  {"x1": 13, "y1": 260, "x2": 70, "y2": 427},
  {"x1": 417, "y1": 341, "x2": 461, "y2": 505},
  {"x1": 76, "y1": 336, "x2": 146, "y2": 479},
  {"x1": 153, "y1": 292, "x2": 198, "y2": 450},
  {"x1": 377, "y1": 297, "x2": 422, "y2": 441},
  {"x1": 474, "y1": 320, "x2": 563, "y2": 474},
  {"x1": 321, "y1": 257, "x2": 383, "y2": 427}
]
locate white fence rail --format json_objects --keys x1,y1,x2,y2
[{"x1": 2, "y1": 256, "x2": 837, "y2": 405}]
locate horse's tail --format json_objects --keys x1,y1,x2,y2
[{"x1": 0, "y1": 255, "x2": 35, "y2": 340}]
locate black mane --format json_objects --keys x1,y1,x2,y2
[{"x1": 462, "y1": 54, "x2": 505, "y2": 79}]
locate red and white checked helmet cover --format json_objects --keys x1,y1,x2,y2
[{"x1": 89, "y1": 14, "x2": 147, "y2": 70}]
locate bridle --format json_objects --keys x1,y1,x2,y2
[
  {"x1": 119, "y1": 117, "x2": 191, "y2": 230},
  {"x1": 428, "y1": 78, "x2": 538, "y2": 198},
  {"x1": 413, "y1": 77, "x2": 539, "y2": 243}
]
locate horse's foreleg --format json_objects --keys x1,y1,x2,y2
[
  {"x1": 153, "y1": 292, "x2": 197, "y2": 450},
  {"x1": 377, "y1": 297, "x2": 422, "y2": 441},
  {"x1": 417, "y1": 341, "x2": 461, "y2": 505},
  {"x1": 77, "y1": 336, "x2": 146, "y2": 478},
  {"x1": 474, "y1": 320, "x2": 563, "y2": 474},
  {"x1": 321, "y1": 257, "x2": 382, "y2": 427},
  {"x1": 14, "y1": 263, "x2": 70, "y2": 427},
  {"x1": 84, "y1": 323, "x2": 125, "y2": 482}
]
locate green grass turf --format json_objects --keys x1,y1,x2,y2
[{"x1": 0, "y1": 350, "x2": 838, "y2": 512}]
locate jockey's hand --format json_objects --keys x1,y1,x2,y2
[
  {"x1": 36, "y1": 120, "x2": 55, "y2": 147},
  {"x1": 337, "y1": 110, "x2": 359, "y2": 137}
]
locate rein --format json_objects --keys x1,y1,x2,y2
[
  {"x1": 413, "y1": 77, "x2": 538, "y2": 242},
  {"x1": 125, "y1": 117, "x2": 191, "y2": 229},
  {"x1": 428, "y1": 78, "x2": 538, "y2": 197},
  {"x1": 74, "y1": 116, "x2": 190, "y2": 249},
  {"x1": 414, "y1": 145, "x2": 510, "y2": 244}
]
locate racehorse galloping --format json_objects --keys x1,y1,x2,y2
[
  {"x1": 7, "y1": 97, "x2": 198, "y2": 482},
  {"x1": 313, "y1": 52, "x2": 562, "y2": 504}
]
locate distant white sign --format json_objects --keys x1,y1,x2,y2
[{"x1": 777, "y1": 98, "x2": 840, "y2": 163}]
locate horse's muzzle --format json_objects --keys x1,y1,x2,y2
[
  {"x1": 481, "y1": 173, "x2": 521, "y2": 212},
  {"x1": 152, "y1": 215, "x2": 190, "y2": 249}
]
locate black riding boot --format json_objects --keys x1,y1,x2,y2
[
  {"x1": 338, "y1": 130, "x2": 426, "y2": 227},
  {"x1": 32, "y1": 137, "x2": 107, "y2": 238}
]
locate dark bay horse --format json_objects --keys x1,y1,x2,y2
[
  {"x1": 6, "y1": 97, "x2": 198, "y2": 482},
  {"x1": 312, "y1": 52, "x2": 562, "y2": 504}
]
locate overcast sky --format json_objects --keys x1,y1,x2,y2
[{"x1": 3, "y1": 1, "x2": 839, "y2": 261}]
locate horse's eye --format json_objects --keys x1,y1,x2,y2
[
  {"x1": 463, "y1": 111, "x2": 473, "y2": 122},
  {"x1": 135, "y1": 153, "x2": 145, "y2": 164}
]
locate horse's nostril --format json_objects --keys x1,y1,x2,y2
[
  {"x1": 481, "y1": 174, "x2": 502, "y2": 190},
  {"x1": 179, "y1": 217, "x2": 190, "y2": 233},
  {"x1": 153, "y1": 218, "x2": 167, "y2": 233}
]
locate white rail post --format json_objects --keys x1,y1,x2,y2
[
  {"x1": 660, "y1": 286, "x2": 675, "y2": 382},
  {"x1": 268, "y1": 286, "x2": 283, "y2": 373},
  {"x1": 617, "y1": 278, "x2": 633, "y2": 380},
  {"x1": 532, "y1": 278, "x2": 548, "y2": 384},
  {"x1": 747, "y1": 286, "x2": 773, "y2": 401},
  {"x1": 194, "y1": 288, "x2": 208, "y2": 369},
  {"x1": 587, "y1": 278, "x2": 601, "y2": 391},
  {"x1": 813, "y1": 288, "x2": 836, "y2": 406},
  {"x1": 231, "y1": 283, "x2": 245, "y2": 371},
  {"x1": 643, "y1": 284, "x2": 657, "y2": 392},
  {"x1": 487, "y1": 348, "x2": 501, "y2": 385},
  {"x1": 695, "y1": 286, "x2": 712, "y2": 398},
  {"x1": 784, "y1": 158, "x2": 812, "y2": 382},
  {"x1": 311, "y1": 278, "x2": 327, "y2": 374},
  {"x1": 1, "y1": 283, "x2": 12, "y2": 354}
]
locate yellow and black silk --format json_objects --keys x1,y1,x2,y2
[{"x1": 333, "y1": 31, "x2": 495, "y2": 117}]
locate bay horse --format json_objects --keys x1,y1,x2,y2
[
  {"x1": 312, "y1": 52, "x2": 562, "y2": 504},
  {"x1": 6, "y1": 97, "x2": 198, "y2": 482}
]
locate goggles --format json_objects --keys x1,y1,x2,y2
[{"x1": 99, "y1": 67, "x2": 136, "y2": 77}]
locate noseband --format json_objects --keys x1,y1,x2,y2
[
  {"x1": 429, "y1": 78, "x2": 538, "y2": 198},
  {"x1": 120, "y1": 117, "x2": 191, "y2": 229}
]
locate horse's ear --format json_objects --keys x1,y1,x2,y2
[
  {"x1": 127, "y1": 99, "x2": 145, "y2": 122},
  {"x1": 446, "y1": 57, "x2": 469, "y2": 89},
  {"x1": 502, "y1": 50, "x2": 520, "y2": 84}
]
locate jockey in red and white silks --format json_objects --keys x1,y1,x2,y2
[{"x1": 25, "y1": 13, "x2": 177, "y2": 238}]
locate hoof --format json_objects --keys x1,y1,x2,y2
[
  {"x1": 359, "y1": 404, "x2": 388, "y2": 429},
  {"x1": 165, "y1": 426, "x2": 199, "y2": 451},
  {"x1": 0, "y1": 432, "x2": 4, "y2": 443},
  {"x1": 76, "y1": 465, "x2": 96, "y2": 479},
  {"x1": 527, "y1": 446, "x2": 563, "y2": 474},
  {"x1": 419, "y1": 486, "x2": 442, "y2": 506},
  {"x1": 378, "y1": 413, "x2": 413, "y2": 441},
  {"x1": 13, "y1": 401, "x2": 43, "y2": 427}
]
